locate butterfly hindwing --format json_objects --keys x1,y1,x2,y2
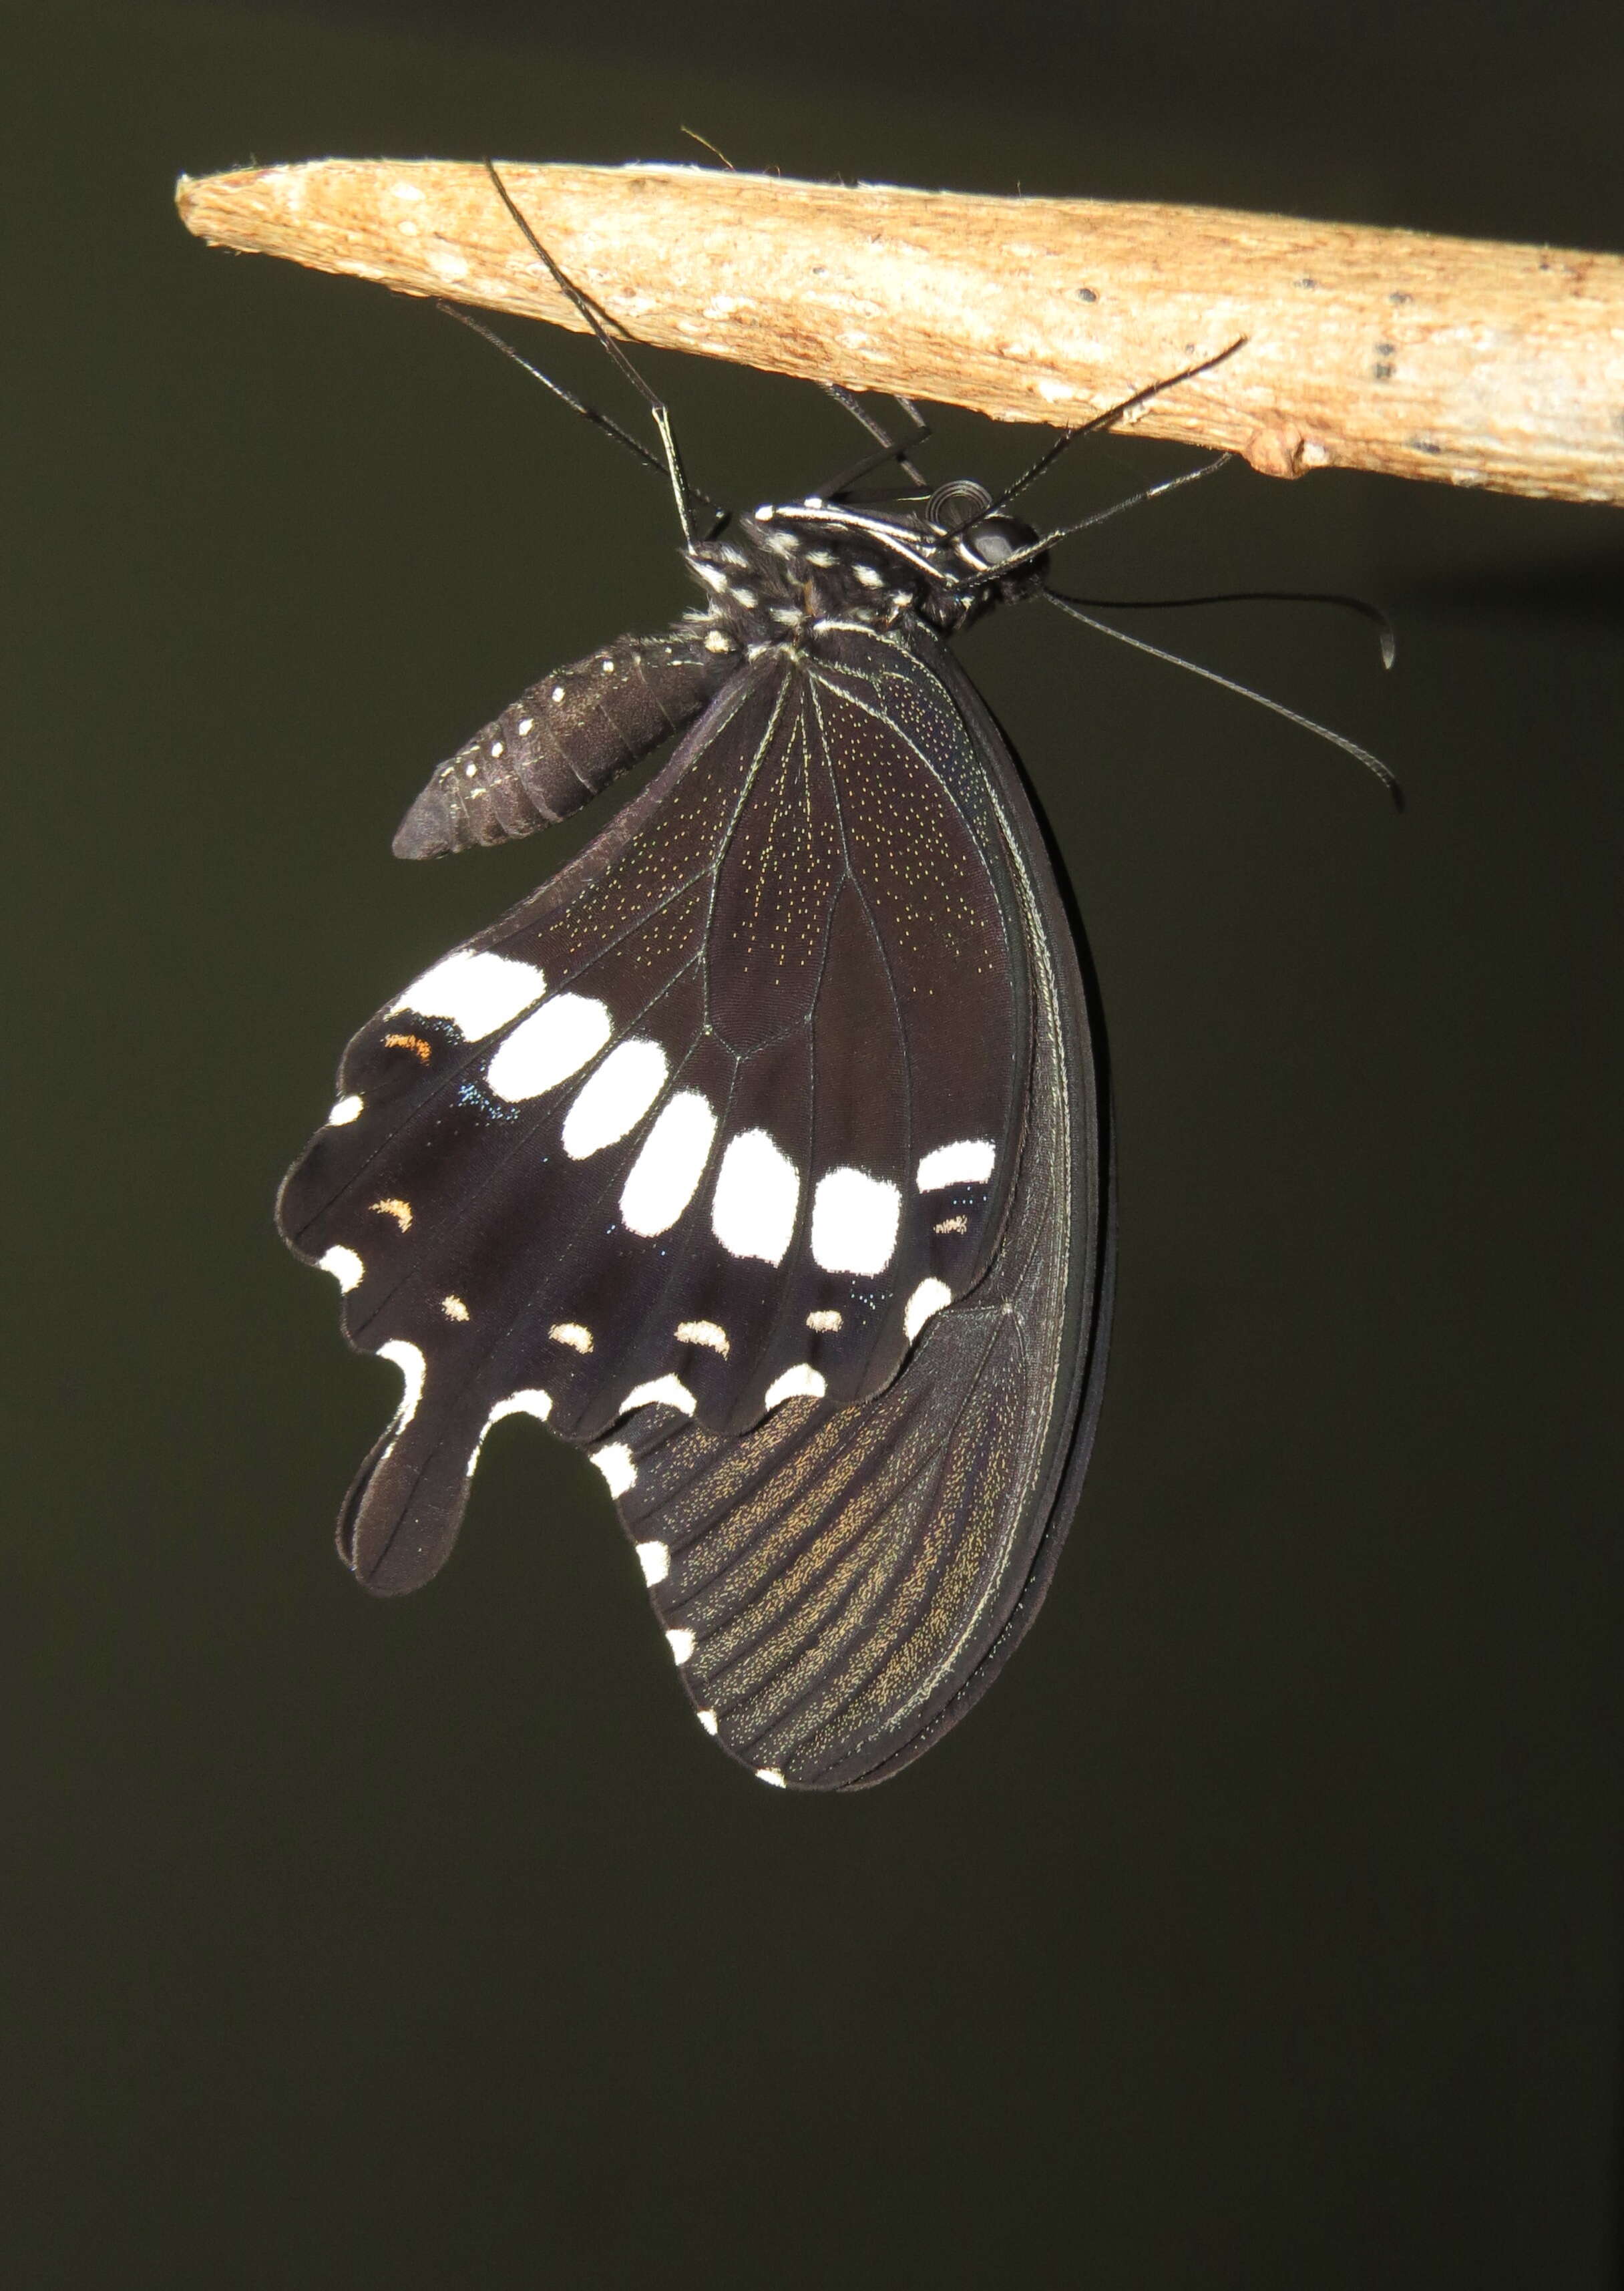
[{"x1": 278, "y1": 625, "x2": 1038, "y2": 1602}]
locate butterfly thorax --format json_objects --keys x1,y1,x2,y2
[{"x1": 681, "y1": 486, "x2": 1046, "y2": 659}]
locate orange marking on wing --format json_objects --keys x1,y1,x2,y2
[
  {"x1": 370, "y1": 1198, "x2": 413, "y2": 1231},
  {"x1": 383, "y1": 1032, "x2": 433, "y2": 1063}
]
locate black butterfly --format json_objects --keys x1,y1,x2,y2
[{"x1": 276, "y1": 170, "x2": 1394, "y2": 1791}]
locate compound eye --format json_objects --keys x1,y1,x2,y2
[{"x1": 954, "y1": 514, "x2": 1037, "y2": 572}]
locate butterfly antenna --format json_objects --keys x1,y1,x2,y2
[
  {"x1": 1048, "y1": 587, "x2": 1397, "y2": 670},
  {"x1": 942, "y1": 337, "x2": 1250, "y2": 540},
  {"x1": 483, "y1": 160, "x2": 700, "y2": 546},
  {"x1": 1045, "y1": 588, "x2": 1402, "y2": 806}
]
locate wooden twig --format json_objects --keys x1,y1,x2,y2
[{"x1": 176, "y1": 160, "x2": 1624, "y2": 508}]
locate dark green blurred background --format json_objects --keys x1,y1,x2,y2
[{"x1": 8, "y1": 3, "x2": 1622, "y2": 2282}]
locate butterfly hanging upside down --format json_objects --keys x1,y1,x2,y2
[{"x1": 276, "y1": 170, "x2": 1394, "y2": 1792}]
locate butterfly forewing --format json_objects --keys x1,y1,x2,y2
[
  {"x1": 278, "y1": 625, "x2": 1040, "y2": 1613},
  {"x1": 596, "y1": 631, "x2": 1110, "y2": 1789}
]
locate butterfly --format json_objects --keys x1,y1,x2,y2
[{"x1": 275, "y1": 168, "x2": 1394, "y2": 1791}]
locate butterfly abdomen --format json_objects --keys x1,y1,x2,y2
[{"x1": 393, "y1": 632, "x2": 726, "y2": 860}]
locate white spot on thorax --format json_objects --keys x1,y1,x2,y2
[
  {"x1": 620, "y1": 1091, "x2": 717, "y2": 1235},
  {"x1": 916, "y1": 1137, "x2": 996, "y2": 1191},
  {"x1": 764, "y1": 1363, "x2": 826, "y2": 1409},
  {"x1": 552, "y1": 685, "x2": 565, "y2": 703},
  {"x1": 676, "y1": 1320, "x2": 730, "y2": 1355},
  {"x1": 592, "y1": 1441, "x2": 637, "y2": 1497},
  {"x1": 636, "y1": 1540, "x2": 670, "y2": 1586},
  {"x1": 710, "y1": 1129, "x2": 800, "y2": 1265},
  {"x1": 810, "y1": 1168, "x2": 901, "y2": 1275},
  {"x1": 319, "y1": 1246, "x2": 363, "y2": 1292},
  {"x1": 904, "y1": 1278, "x2": 953, "y2": 1341},
  {"x1": 517, "y1": 716, "x2": 533, "y2": 735},
  {"x1": 328, "y1": 1093, "x2": 363, "y2": 1125},
  {"x1": 489, "y1": 739, "x2": 504, "y2": 757},
  {"x1": 487, "y1": 992, "x2": 611, "y2": 1102},
  {"x1": 394, "y1": 948, "x2": 546, "y2": 1042},
  {"x1": 549, "y1": 1322, "x2": 594, "y2": 1354},
  {"x1": 562, "y1": 1038, "x2": 668, "y2": 1158}
]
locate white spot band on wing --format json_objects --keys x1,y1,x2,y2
[
  {"x1": 319, "y1": 1246, "x2": 363, "y2": 1292},
  {"x1": 636, "y1": 1540, "x2": 670, "y2": 1586},
  {"x1": 562, "y1": 1039, "x2": 668, "y2": 1159},
  {"x1": 756, "y1": 1767, "x2": 787, "y2": 1787},
  {"x1": 392, "y1": 948, "x2": 546, "y2": 1042},
  {"x1": 904, "y1": 1277, "x2": 953, "y2": 1342},
  {"x1": 548, "y1": 1322, "x2": 594, "y2": 1354},
  {"x1": 764, "y1": 1363, "x2": 826, "y2": 1409},
  {"x1": 916, "y1": 1137, "x2": 996, "y2": 1192},
  {"x1": 591, "y1": 1441, "x2": 638, "y2": 1497},
  {"x1": 806, "y1": 1308, "x2": 843, "y2": 1333},
  {"x1": 666, "y1": 1628, "x2": 696, "y2": 1664},
  {"x1": 676, "y1": 1320, "x2": 730, "y2": 1355},
  {"x1": 487, "y1": 993, "x2": 610, "y2": 1103},
  {"x1": 620, "y1": 1090, "x2": 717, "y2": 1235},
  {"x1": 710, "y1": 1128, "x2": 800, "y2": 1265},
  {"x1": 620, "y1": 1375, "x2": 697, "y2": 1418},
  {"x1": 698, "y1": 1710, "x2": 719, "y2": 1735},
  {"x1": 810, "y1": 1168, "x2": 901, "y2": 1274}
]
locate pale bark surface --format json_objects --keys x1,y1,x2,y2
[{"x1": 177, "y1": 160, "x2": 1624, "y2": 507}]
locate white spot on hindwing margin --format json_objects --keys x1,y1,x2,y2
[
  {"x1": 620, "y1": 1375, "x2": 696, "y2": 1418},
  {"x1": 764, "y1": 1363, "x2": 826, "y2": 1409},
  {"x1": 756, "y1": 1767, "x2": 787, "y2": 1787},
  {"x1": 810, "y1": 1168, "x2": 901, "y2": 1275},
  {"x1": 393, "y1": 949, "x2": 546, "y2": 1043},
  {"x1": 487, "y1": 993, "x2": 611, "y2": 1103},
  {"x1": 698, "y1": 1709, "x2": 719, "y2": 1735},
  {"x1": 666, "y1": 1628, "x2": 696, "y2": 1664},
  {"x1": 375, "y1": 1339, "x2": 427, "y2": 1435},
  {"x1": 328, "y1": 1094, "x2": 363, "y2": 1125},
  {"x1": 917, "y1": 1138, "x2": 996, "y2": 1191},
  {"x1": 591, "y1": 1442, "x2": 638, "y2": 1497},
  {"x1": 904, "y1": 1278, "x2": 953, "y2": 1342},
  {"x1": 636, "y1": 1540, "x2": 670, "y2": 1586},
  {"x1": 319, "y1": 1247, "x2": 363, "y2": 1292},
  {"x1": 467, "y1": 1387, "x2": 552, "y2": 1477},
  {"x1": 710, "y1": 1129, "x2": 800, "y2": 1265},
  {"x1": 563, "y1": 1039, "x2": 668, "y2": 1158},
  {"x1": 620, "y1": 1092, "x2": 717, "y2": 1236}
]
